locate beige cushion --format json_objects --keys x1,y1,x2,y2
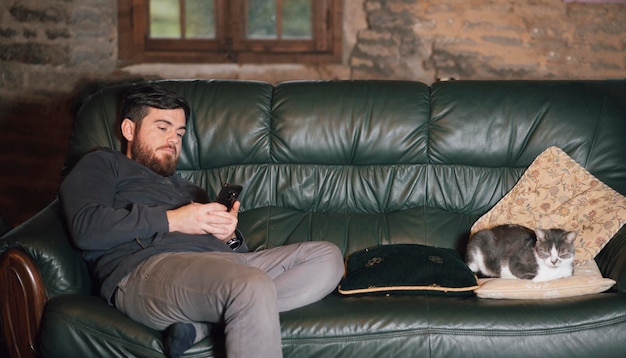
[
  {"x1": 472, "y1": 146, "x2": 626, "y2": 264},
  {"x1": 475, "y1": 260, "x2": 615, "y2": 299}
]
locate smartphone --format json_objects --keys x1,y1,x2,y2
[{"x1": 215, "y1": 183, "x2": 243, "y2": 211}]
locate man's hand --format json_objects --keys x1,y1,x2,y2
[{"x1": 166, "y1": 201, "x2": 240, "y2": 242}]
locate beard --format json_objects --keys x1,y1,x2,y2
[{"x1": 130, "y1": 137, "x2": 178, "y2": 177}]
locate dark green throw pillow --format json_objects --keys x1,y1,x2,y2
[{"x1": 338, "y1": 244, "x2": 478, "y2": 296}]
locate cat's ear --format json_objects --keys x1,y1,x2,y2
[
  {"x1": 534, "y1": 228, "x2": 547, "y2": 241},
  {"x1": 565, "y1": 231, "x2": 577, "y2": 244}
]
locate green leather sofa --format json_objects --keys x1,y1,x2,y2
[{"x1": 2, "y1": 79, "x2": 626, "y2": 357}]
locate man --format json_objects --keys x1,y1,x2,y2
[{"x1": 60, "y1": 85, "x2": 345, "y2": 358}]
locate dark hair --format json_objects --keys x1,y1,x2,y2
[{"x1": 120, "y1": 84, "x2": 191, "y2": 125}]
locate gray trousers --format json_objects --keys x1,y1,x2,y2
[{"x1": 114, "y1": 241, "x2": 344, "y2": 358}]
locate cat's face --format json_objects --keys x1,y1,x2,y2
[
  {"x1": 534, "y1": 229, "x2": 577, "y2": 268},
  {"x1": 535, "y1": 242, "x2": 573, "y2": 267}
]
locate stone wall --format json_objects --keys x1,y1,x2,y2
[
  {"x1": 351, "y1": 0, "x2": 626, "y2": 81},
  {"x1": 2, "y1": 0, "x2": 625, "y2": 101},
  {"x1": 0, "y1": 0, "x2": 117, "y2": 99},
  {"x1": 1, "y1": 0, "x2": 625, "y2": 226}
]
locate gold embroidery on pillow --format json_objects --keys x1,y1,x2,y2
[
  {"x1": 366, "y1": 257, "x2": 383, "y2": 267},
  {"x1": 429, "y1": 255, "x2": 444, "y2": 264}
]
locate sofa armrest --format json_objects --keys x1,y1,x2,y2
[
  {"x1": 0, "y1": 248, "x2": 46, "y2": 358},
  {"x1": 0, "y1": 199, "x2": 92, "y2": 298},
  {"x1": 0, "y1": 199, "x2": 93, "y2": 357},
  {"x1": 595, "y1": 224, "x2": 626, "y2": 292}
]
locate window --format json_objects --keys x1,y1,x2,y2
[{"x1": 118, "y1": 0, "x2": 342, "y2": 64}]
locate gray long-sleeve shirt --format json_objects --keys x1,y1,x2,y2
[{"x1": 59, "y1": 148, "x2": 248, "y2": 304}]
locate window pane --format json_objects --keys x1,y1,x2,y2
[
  {"x1": 247, "y1": 0, "x2": 277, "y2": 39},
  {"x1": 186, "y1": 0, "x2": 215, "y2": 38},
  {"x1": 150, "y1": 0, "x2": 181, "y2": 38},
  {"x1": 283, "y1": 0, "x2": 311, "y2": 39}
]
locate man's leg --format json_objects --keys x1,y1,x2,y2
[
  {"x1": 242, "y1": 241, "x2": 345, "y2": 312},
  {"x1": 115, "y1": 252, "x2": 282, "y2": 358}
]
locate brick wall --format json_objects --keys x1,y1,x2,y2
[
  {"x1": 351, "y1": 0, "x2": 626, "y2": 80},
  {"x1": 0, "y1": 0, "x2": 118, "y2": 226},
  {"x1": 0, "y1": 0, "x2": 625, "y2": 227}
]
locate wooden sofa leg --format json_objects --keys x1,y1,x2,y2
[{"x1": 0, "y1": 248, "x2": 47, "y2": 358}]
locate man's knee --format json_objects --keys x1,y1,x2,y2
[
  {"x1": 321, "y1": 242, "x2": 344, "y2": 281},
  {"x1": 306, "y1": 241, "x2": 344, "y2": 274},
  {"x1": 227, "y1": 268, "x2": 276, "y2": 310}
]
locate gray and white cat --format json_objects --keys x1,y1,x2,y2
[{"x1": 466, "y1": 224, "x2": 577, "y2": 282}]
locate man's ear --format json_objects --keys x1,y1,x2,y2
[{"x1": 121, "y1": 118, "x2": 136, "y2": 142}]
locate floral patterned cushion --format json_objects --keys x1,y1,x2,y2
[{"x1": 471, "y1": 146, "x2": 626, "y2": 264}]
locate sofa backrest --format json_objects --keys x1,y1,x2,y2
[{"x1": 67, "y1": 79, "x2": 626, "y2": 258}]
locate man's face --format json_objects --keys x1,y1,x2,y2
[{"x1": 122, "y1": 107, "x2": 187, "y2": 176}]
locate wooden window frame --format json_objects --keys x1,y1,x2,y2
[{"x1": 118, "y1": 0, "x2": 342, "y2": 64}]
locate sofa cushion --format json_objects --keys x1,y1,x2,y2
[
  {"x1": 471, "y1": 146, "x2": 626, "y2": 264},
  {"x1": 38, "y1": 294, "x2": 224, "y2": 357},
  {"x1": 338, "y1": 244, "x2": 478, "y2": 296},
  {"x1": 475, "y1": 259, "x2": 615, "y2": 299},
  {"x1": 279, "y1": 291, "x2": 626, "y2": 357}
]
